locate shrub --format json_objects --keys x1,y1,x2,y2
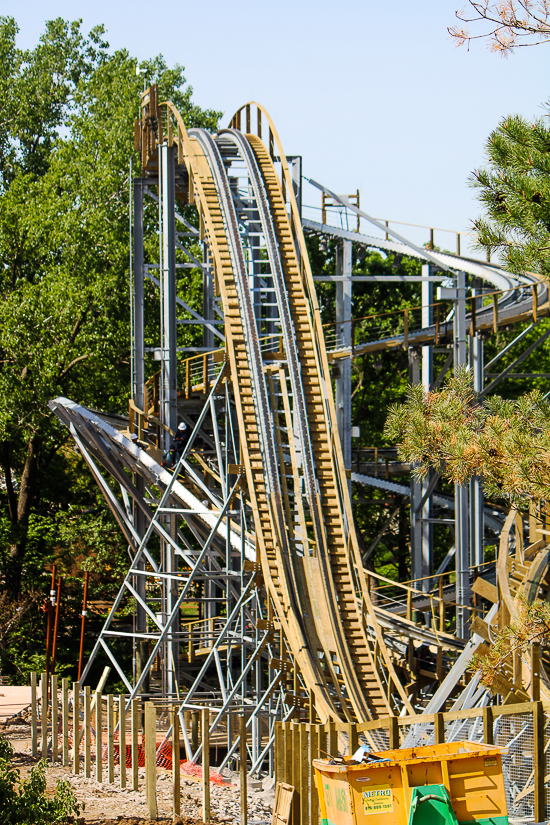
[{"x1": 0, "y1": 734, "x2": 81, "y2": 824}]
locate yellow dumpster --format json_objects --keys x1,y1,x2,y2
[{"x1": 314, "y1": 741, "x2": 509, "y2": 825}]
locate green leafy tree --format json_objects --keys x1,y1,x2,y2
[
  {"x1": 0, "y1": 16, "x2": 220, "y2": 680},
  {"x1": 385, "y1": 369, "x2": 550, "y2": 510},
  {"x1": 470, "y1": 107, "x2": 550, "y2": 275}
]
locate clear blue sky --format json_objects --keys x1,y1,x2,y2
[{"x1": 4, "y1": 0, "x2": 550, "y2": 253}]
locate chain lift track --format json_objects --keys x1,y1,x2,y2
[{"x1": 49, "y1": 90, "x2": 550, "y2": 770}]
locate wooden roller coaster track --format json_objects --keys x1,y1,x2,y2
[{"x1": 149, "y1": 97, "x2": 413, "y2": 721}]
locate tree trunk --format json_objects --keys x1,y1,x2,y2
[{"x1": 5, "y1": 434, "x2": 41, "y2": 596}]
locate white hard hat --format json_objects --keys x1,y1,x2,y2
[{"x1": 178, "y1": 421, "x2": 187, "y2": 431}]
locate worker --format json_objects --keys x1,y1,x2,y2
[
  {"x1": 161, "y1": 422, "x2": 191, "y2": 469},
  {"x1": 174, "y1": 421, "x2": 190, "y2": 459}
]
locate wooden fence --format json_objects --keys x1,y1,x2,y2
[
  {"x1": 275, "y1": 702, "x2": 550, "y2": 825},
  {"x1": 28, "y1": 672, "x2": 248, "y2": 822},
  {"x1": 29, "y1": 669, "x2": 550, "y2": 825}
]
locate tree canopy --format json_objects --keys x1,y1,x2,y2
[
  {"x1": 469, "y1": 107, "x2": 550, "y2": 276},
  {"x1": 0, "y1": 16, "x2": 221, "y2": 682},
  {"x1": 385, "y1": 369, "x2": 550, "y2": 511}
]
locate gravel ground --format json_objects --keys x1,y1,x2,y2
[{"x1": 4, "y1": 720, "x2": 275, "y2": 824}]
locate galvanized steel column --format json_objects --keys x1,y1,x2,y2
[
  {"x1": 336, "y1": 239, "x2": 352, "y2": 470},
  {"x1": 159, "y1": 142, "x2": 178, "y2": 448},
  {"x1": 454, "y1": 271, "x2": 470, "y2": 638}
]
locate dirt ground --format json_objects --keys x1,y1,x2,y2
[{"x1": 4, "y1": 720, "x2": 275, "y2": 825}]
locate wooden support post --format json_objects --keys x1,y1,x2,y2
[
  {"x1": 403, "y1": 308, "x2": 409, "y2": 350},
  {"x1": 493, "y1": 293, "x2": 498, "y2": 334},
  {"x1": 30, "y1": 672, "x2": 38, "y2": 758},
  {"x1": 435, "y1": 304, "x2": 440, "y2": 345},
  {"x1": 95, "y1": 691, "x2": 103, "y2": 782},
  {"x1": 483, "y1": 706, "x2": 493, "y2": 745},
  {"x1": 131, "y1": 698, "x2": 139, "y2": 791},
  {"x1": 119, "y1": 695, "x2": 126, "y2": 789},
  {"x1": 145, "y1": 702, "x2": 158, "y2": 819},
  {"x1": 532, "y1": 644, "x2": 541, "y2": 701},
  {"x1": 534, "y1": 700, "x2": 545, "y2": 822},
  {"x1": 83, "y1": 685, "x2": 91, "y2": 778},
  {"x1": 41, "y1": 671, "x2": 48, "y2": 759},
  {"x1": 203, "y1": 708, "x2": 211, "y2": 823},
  {"x1": 532, "y1": 284, "x2": 538, "y2": 323},
  {"x1": 107, "y1": 694, "x2": 114, "y2": 784},
  {"x1": 172, "y1": 707, "x2": 181, "y2": 816},
  {"x1": 434, "y1": 712, "x2": 445, "y2": 744},
  {"x1": 72, "y1": 682, "x2": 80, "y2": 774},
  {"x1": 240, "y1": 714, "x2": 247, "y2": 825},
  {"x1": 62, "y1": 678, "x2": 69, "y2": 766},
  {"x1": 300, "y1": 725, "x2": 309, "y2": 825},
  {"x1": 388, "y1": 716, "x2": 399, "y2": 749},
  {"x1": 51, "y1": 675, "x2": 58, "y2": 763}
]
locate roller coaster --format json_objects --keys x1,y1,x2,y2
[{"x1": 50, "y1": 89, "x2": 550, "y2": 770}]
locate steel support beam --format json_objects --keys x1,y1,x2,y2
[
  {"x1": 335, "y1": 239, "x2": 352, "y2": 470},
  {"x1": 159, "y1": 142, "x2": 178, "y2": 448},
  {"x1": 454, "y1": 271, "x2": 470, "y2": 638}
]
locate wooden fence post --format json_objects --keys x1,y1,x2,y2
[
  {"x1": 292, "y1": 722, "x2": 300, "y2": 825},
  {"x1": 119, "y1": 695, "x2": 126, "y2": 789},
  {"x1": 327, "y1": 720, "x2": 337, "y2": 757},
  {"x1": 348, "y1": 722, "x2": 358, "y2": 756},
  {"x1": 62, "y1": 678, "x2": 69, "y2": 766},
  {"x1": 95, "y1": 691, "x2": 102, "y2": 782},
  {"x1": 240, "y1": 714, "x2": 247, "y2": 825},
  {"x1": 300, "y1": 725, "x2": 309, "y2": 825},
  {"x1": 534, "y1": 700, "x2": 545, "y2": 822},
  {"x1": 389, "y1": 716, "x2": 399, "y2": 749},
  {"x1": 51, "y1": 675, "x2": 58, "y2": 763},
  {"x1": 172, "y1": 707, "x2": 181, "y2": 816},
  {"x1": 30, "y1": 672, "x2": 38, "y2": 758},
  {"x1": 202, "y1": 708, "x2": 211, "y2": 824},
  {"x1": 191, "y1": 711, "x2": 199, "y2": 752},
  {"x1": 107, "y1": 694, "x2": 114, "y2": 784},
  {"x1": 283, "y1": 721, "x2": 292, "y2": 785},
  {"x1": 144, "y1": 701, "x2": 158, "y2": 819},
  {"x1": 532, "y1": 644, "x2": 541, "y2": 701},
  {"x1": 72, "y1": 682, "x2": 80, "y2": 774},
  {"x1": 275, "y1": 722, "x2": 283, "y2": 786},
  {"x1": 131, "y1": 698, "x2": 139, "y2": 791},
  {"x1": 41, "y1": 671, "x2": 48, "y2": 759},
  {"x1": 483, "y1": 706, "x2": 493, "y2": 745},
  {"x1": 434, "y1": 712, "x2": 445, "y2": 744},
  {"x1": 310, "y1": 724, "x2": 320, "y2": 825},
  {"x1": 83, "y1": 685, "x2": 91, "y2": 778}
]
